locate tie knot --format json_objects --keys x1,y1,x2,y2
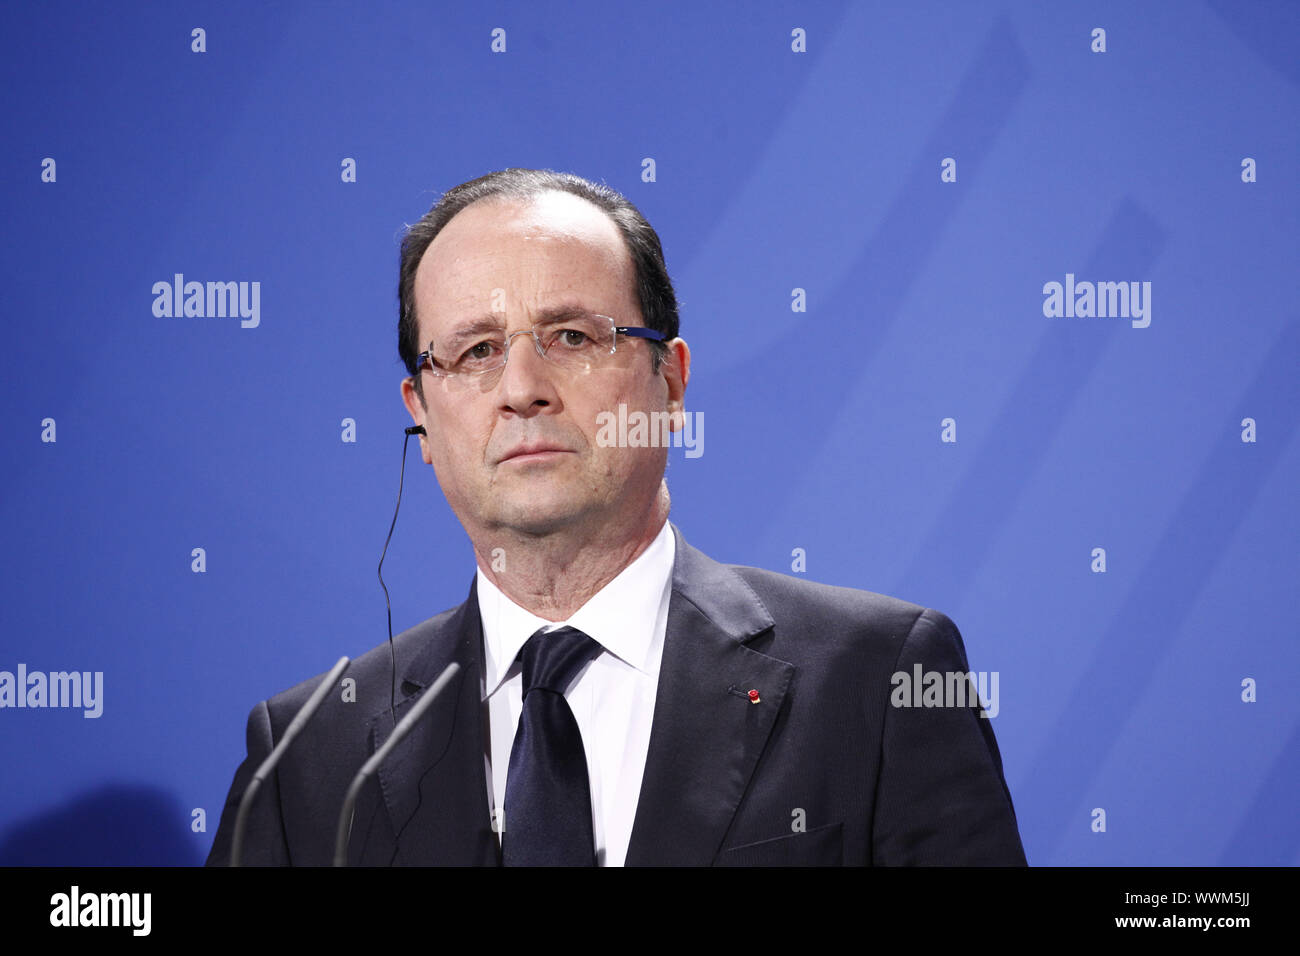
[{"x1": 519, "y1": 625, "x2": 600, "y2": 697}]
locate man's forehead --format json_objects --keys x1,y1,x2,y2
[{"x1": 413, "y1": 192, "x2": 634, "y2": 327}]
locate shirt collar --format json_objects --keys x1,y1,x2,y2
[{"x1": 477, "y1": 520, "x2": 675, "y2": 700}]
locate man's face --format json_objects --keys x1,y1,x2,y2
[{"x1": 401, "y1": 192, "x2": 688, "y2": 544}]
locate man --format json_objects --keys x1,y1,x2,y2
[{"x1": 207, "y1": 169, "x2": 1026, "y2": 866}]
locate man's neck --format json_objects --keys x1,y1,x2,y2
[{"x1": 471, "y1": 484, "x2": 671, "y2": 621}]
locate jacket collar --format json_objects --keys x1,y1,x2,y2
[
  {"x1": 625, "y1": 524, "x2": 792, "y2": 864},
  {"x1": 367, "y1": 591, "x2": 498, "y2": 865},
  {"x1": 369, "y1": 522, "x2": 793, "y2": 865}
]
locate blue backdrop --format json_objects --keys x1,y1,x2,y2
[{"x1": 2, "y1": 0, "x2": 1296, "y2": 866}]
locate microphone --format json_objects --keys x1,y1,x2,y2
[
  {"x1": 230, "y1": 655, "x2": 351, "y2": 867},
  {"x1": 333, "y1": 661, "x2": 461, "y2": 866},
  {"x1": 233, "y1": 422, "x2": 423, "y2": 866}
]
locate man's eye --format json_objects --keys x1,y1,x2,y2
[
  {"x1": 456, "y1": 340, "x2": 501, "y2": 366},
  {"x1": 556, "y1": 328, "x2": 591, "y2": 348}
]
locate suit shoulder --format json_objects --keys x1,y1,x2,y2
[
  {"x1": 728, "y1": 563, "x2": 927, "y2": 629},
  {"x1": 723, "y1": 563, "x2": 955, "y2": 662}
]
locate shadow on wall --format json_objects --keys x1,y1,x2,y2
[{"x1": 0, "y1": 784, "x2": 203, "y2": 866}]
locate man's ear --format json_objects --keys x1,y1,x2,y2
[
  {"x1": 400, "y1": 377, "x2": 433, "y2": 465},
  {"x1": 661, "y1": 338, "x2": 690, "y2": 430}
]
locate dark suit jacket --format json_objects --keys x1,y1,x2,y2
[{"x1": 207, "y1": 524, "x2": 1026, "y2": 866}]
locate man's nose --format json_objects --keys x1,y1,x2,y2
[{"x1": 497, "y1": 329, "x2": 559, "y2": 413}]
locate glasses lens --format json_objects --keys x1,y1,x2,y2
[
  {"x1": 538, "y1": 314, "x2": 615, "y2": 370},
  {"x1": 431, "y1": 314, "x2": 619, "y2": 379},
  {"x1": 434, "y1": 329, "x2": 507, "y2": 376}
]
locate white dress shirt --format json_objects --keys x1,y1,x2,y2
[{"x1": 476, "y1": 519, "x2": 674, "y2": 867}]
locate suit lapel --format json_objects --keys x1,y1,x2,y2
[
  {"x1": 362, "y1": 527, "x2": 792, "y2": 866},
  {"x1": 366, "y1": 580, "x2": 499, "y2": 865},
  {"x1": 625, "y1": 526, "x2": 794, "y2": 865}
]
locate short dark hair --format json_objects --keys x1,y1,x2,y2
[{"x1": 398, "y1": 168, "x2": 679, "y2": 403}]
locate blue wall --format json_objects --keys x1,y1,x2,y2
[{"x1": 1, "y1": 0, "x2": 1296, "y2": 866}]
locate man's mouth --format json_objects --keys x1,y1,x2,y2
[{"x1": 498, "y1": 443, "x2": 573, "y2": 464}]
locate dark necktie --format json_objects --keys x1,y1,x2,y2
[{"x1": 502, "y1": 625, "x2": 601, "y2": 866}]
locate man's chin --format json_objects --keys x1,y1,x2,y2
[{"x1": 485, "y1": 502, "x2": 589, "y2": 538}]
